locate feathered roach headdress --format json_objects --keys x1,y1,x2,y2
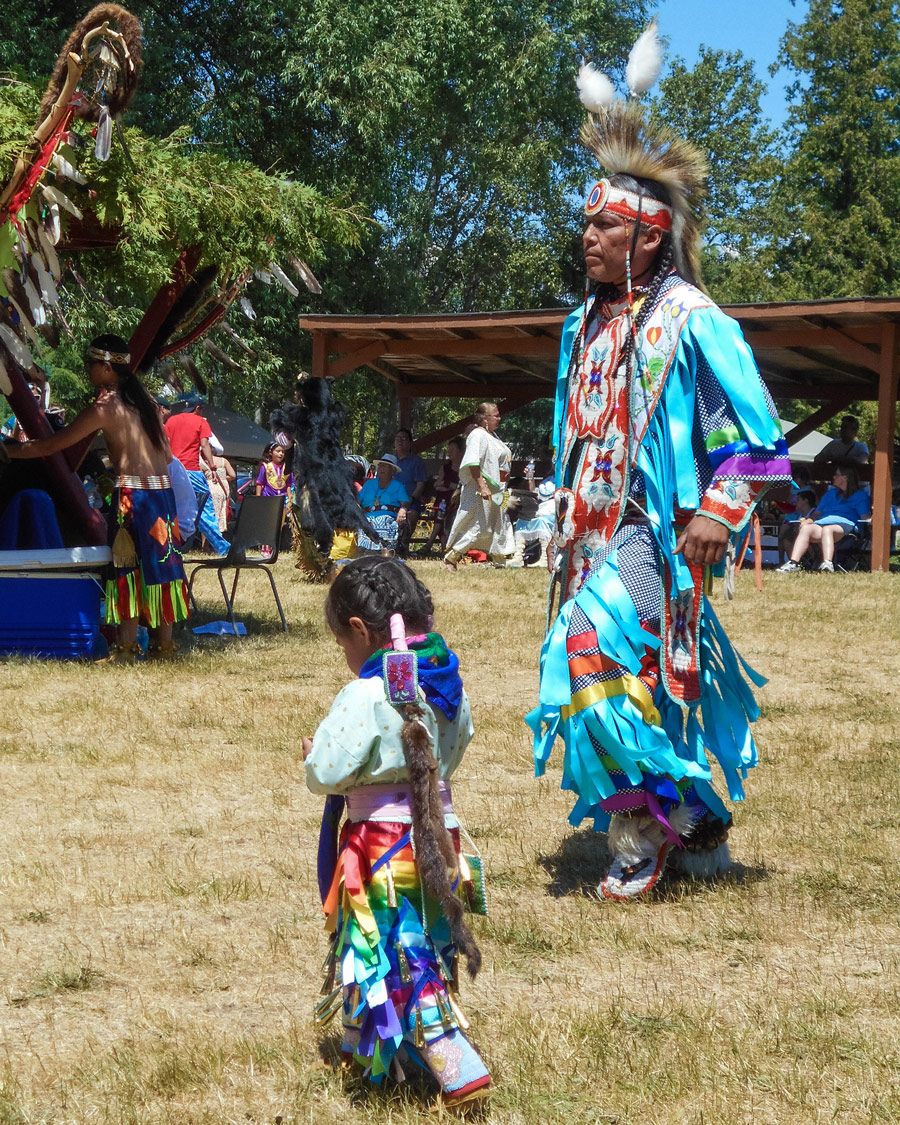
[{"x1": 576, "y1": 18, "x2": 708, "y2": 289}]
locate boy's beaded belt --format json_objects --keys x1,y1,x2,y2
[
  {"x1": 116, "y1": 473, "x2": 172, "y2": 490},
  {"x1": 347, "y1": 780, "x2": 457, "y2": 826}
]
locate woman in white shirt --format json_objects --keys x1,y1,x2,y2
[{"x1": 443, "y1": 401, "x2": 515, "y2": 569}]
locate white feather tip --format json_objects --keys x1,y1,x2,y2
[
  {"x1": 576, "y1": 64, "x2": 618, "y2": 112},
  {"x1": 625, "y1": 17, "x2": 663, "y2": 97}
]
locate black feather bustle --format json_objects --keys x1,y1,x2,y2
[{"x1": 270, "y1": 379, "x2": 377, "y2": 569}]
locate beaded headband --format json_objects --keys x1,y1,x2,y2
[
  {"x1": 584, "y1": 178, "x2": 672, "y2": 232},
  {"x1": 87, "y1": 347, "x2": 131, "y2": 365}
]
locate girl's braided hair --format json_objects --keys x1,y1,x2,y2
[{"x1": 325, "y1": 557, "x2": 482, "y2": 977}]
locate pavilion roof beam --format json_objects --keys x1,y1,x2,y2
[
  {"x1": 410, "y1": 389, "x2": 546, "y2": 454},
  {"x1": 411, "y1": 354, "x2": 487, "y2": 383},
  {"x1": 791, "y1": 348, "x2": 876, "y2": 386},
  {"x1": 744, "y1": 326, "x2": 881, "y2": 373},
  {"x1": 497, "y1": 355, "x2": 555, "y2": 383}
]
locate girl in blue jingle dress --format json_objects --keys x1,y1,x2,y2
[{"x1": 302, "y1": 556, "x2": 491, "y2": 1107}]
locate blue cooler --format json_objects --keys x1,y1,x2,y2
[{"x1": 0, "y1": 547, "x2": 111, "y2": 660}]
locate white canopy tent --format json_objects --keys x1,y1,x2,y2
[{"x1": 779, "y1": 419, "x2": 831, "y2": 464}]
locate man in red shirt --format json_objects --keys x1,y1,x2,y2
[{"x1": 164, "y1": 404, "x2": 229, "y2": 555}]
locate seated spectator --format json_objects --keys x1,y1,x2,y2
[
  {"x1": 778, "y1": 487, "x2": 817, "y2": 563},
  {"x1": 813, "y1": 415, "x2": 869, "y2": 467},
  {"x1": 419, "y1": 436, "x2": 464, "y2": 556},
  {"x1": 393, "y1": 428, "x2": 428, "y2": 556},
  {"x1": 356, "y1": 454, "x2": 409, "y2": 555},
  {"x1": 777, "y1": 467, "x2": 870, "y2": 573}
]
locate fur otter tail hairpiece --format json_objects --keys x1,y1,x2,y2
[
  {"x1": 575, "y1": 18, "x2": 709, "y2": 289},
  {"x1": 389, "y1": 613, "x2": 482, "y2": 978}
]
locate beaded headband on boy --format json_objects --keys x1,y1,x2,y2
[
  {"x1": 87, "y1": 347, "x2": 131, "y2": 365},
  {"x1": 584, "y1": 178, "x2": 673, "y2": 231}
]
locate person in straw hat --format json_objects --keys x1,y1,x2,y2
[
  {"x1": 528, "y1": 21, "x2": 792, "y2": 900},
  {"x1": 356, "y1": 453, "x2": 410, "y2": 555}
]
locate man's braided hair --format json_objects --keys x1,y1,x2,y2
[
  {"x1": 583, "y1": 172, "x2": 677, "y2": 384},
  {"x1": 325, "y1": 556, "x2": 482, "y2": 977}
]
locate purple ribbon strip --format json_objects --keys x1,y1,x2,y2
[{"x1": 600, "y1": 790, "x2": 684, "y2": 847}]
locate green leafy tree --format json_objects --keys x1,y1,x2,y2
[
  {"x1": 773, "y1": 0, "x2": 900, "y2": 299},
  {"x1": 652, "y1": 47, "x2": 783, "y2": 304},
  {"x1": 1, "y1": 0, "x2": 651, "y2": 448}
]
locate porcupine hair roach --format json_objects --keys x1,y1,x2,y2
[{"x1": 325, "y1": 556, "x2": 482, "y2": 977}]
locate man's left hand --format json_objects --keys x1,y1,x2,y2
[{"x1": 674, "y1": 514, "x2": 731, "y2": 566}]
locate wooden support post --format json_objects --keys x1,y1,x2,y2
[
  {"x1": 870, "y1": 322, "x2": 899, "y2": 571},
  {"x1": 398, "y1": 393, "x2": 412, "y2": 432},
  {"x1": 311, "y1": 331, "x2": 330, "y2": 379}
]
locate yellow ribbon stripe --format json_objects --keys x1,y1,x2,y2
[{"x1": 561, "y1": 672, "x2": 661, "y2": 726}]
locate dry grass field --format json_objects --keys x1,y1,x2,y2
[{"x1": 1, "y1": 560, "x2": 898, "y2": 1124}]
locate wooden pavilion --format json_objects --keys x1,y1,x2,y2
[{"x1": 300, "y1": 296, "x2": 900, "y2": 571}]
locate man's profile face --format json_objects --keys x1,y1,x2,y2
[
  {"x1": 840, "y1": 418, "x2": 858, "y2": 442},
  {"x1": 582, "y1": 213, "x2": 660, "y2": 287}
]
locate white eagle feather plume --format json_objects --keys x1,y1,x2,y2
[
  {"x1": 625, "y1": 17, "x2": 662, "y2": 97},
  {"x1": 576, "y1": 63, "x2": 618, "y2": 112}
]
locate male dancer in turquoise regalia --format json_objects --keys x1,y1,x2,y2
[{"x1": 528, "y1": 85, "x2": 792, "y2": 900}]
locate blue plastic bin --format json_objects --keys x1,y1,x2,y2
[{"x1": 0, "y1": 572, "x2": 104, "y2": 659}]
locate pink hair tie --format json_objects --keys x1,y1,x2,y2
[{"x1": 389, "y1": 612, "x2": 408, "y2": 652}]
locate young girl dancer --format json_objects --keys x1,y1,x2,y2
[
  {"x1": 303, "y1": 556, "x2": 491, "y2": 1105},
  {"x1": 255, "y1": 441, "x2": 293, "y2": 558}
]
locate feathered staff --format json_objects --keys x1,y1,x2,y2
[{"x1": 0, "y1": 5, "x2": 142, "y2": 379}]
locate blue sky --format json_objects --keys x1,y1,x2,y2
[{"x1": 656, "y1": 0, "x2": 809, "y2": 125}]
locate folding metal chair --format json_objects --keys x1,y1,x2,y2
[
  {"x1": 186, "y1": 494, "x2": 288, "y2": 633},
  {"x1": 834, "y1": 520, "x2": 871, "y2": 573}
]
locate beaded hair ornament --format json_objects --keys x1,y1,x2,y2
[
  {"x1": 584, "y1": 178, "x2": 672, "y2": 230},
  {"x1": 383, "y1": 612, "x2": 418, "y2": 705}
]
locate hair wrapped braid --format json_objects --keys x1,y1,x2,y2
[{"x1": 618, "y1": 241, "x2": 675, "y2": 381}]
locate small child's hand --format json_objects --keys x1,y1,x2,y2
[{"x1": 301, "y1": 736, "x2": 314, "y2": 759}]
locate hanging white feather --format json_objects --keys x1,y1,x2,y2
[
  {"x1": 239, "y1": 296, "x2": 257, "y2": 321},
  {"x1": 288, "y1": 256, "x2": 322, "y2": 294},
  {"x1": 36, "y1": 222, "x2": 61, "y2": 280},
  {"x1": 576, "y1": 64, "x2": 618, "y2": 112},
  {"x1": 219, "y1": 321, "x2": 256, "y2": 357},
  {"x1": 51, "y1": 152, "x2": 88, "y2": 185},
  {"x1": 41, "y1": 184, "x2": 83, "y2": 221},
  {"x1": 43, "y1": 202, "x2": 62, "y2": 245},
  {"x1": 17, "y1": 268, "x2": 47, "y2": 327},
  {"x1": 268, "y1": 261, "x2": 300, "y2": 297},
  {"x1": 625, "y1": 17, "x2": 663, "y2": 98},
  {"x1": 0, "y1": 352, "x2": 12, "y2": 396},
  {"x1": 254, "y1": 269, "x2": 273, "y2": 285},
  {"x1": 0, "y1": 323, "x2": 35, "y2": 371},
  {"x1": 95, "y1": 106, "x2": 113, "y2": 162},
  {"x1": 32, "y1": 256, "x2": 60, "y2": 308}
]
